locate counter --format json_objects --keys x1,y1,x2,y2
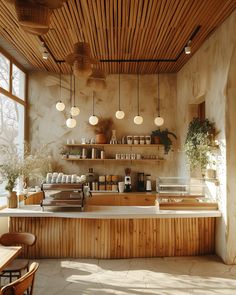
[
  {"x1": 0, "y1": 205, "x2": 221, "y2": 219},
  {"x1": 0, "y1": 205, "x2": 221, "y2": 259}
]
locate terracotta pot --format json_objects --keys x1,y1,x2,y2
[
  {"x1": 153, "y1": 135, "x2": 161, "y2": 144},
  {"x1": 95, "y1": 133, "x2": 107, "y2": 144},
  {"x1": 7, "y1": 191, "x2": 18, "y2": 208}
]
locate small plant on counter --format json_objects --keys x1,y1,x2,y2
[
  {"x1": 151, "y1": 128, "x2": 177, "y2": 154},
  {"x1": 184, "y1": 117, "x2": 215, "y2": 172}
]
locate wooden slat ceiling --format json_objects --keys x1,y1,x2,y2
[{"x1": 0, "y1": 0, "x2": 236, "y2": 74}]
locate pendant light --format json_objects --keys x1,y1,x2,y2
[
  {"x1": 115, "y1": 63, "x2": 125, "y2": 119},
  {"x1": 56, "y1": 62, "x2": 65, "y2": 111},
  {"x1": 134, "y1": 64, "x2": 143, "y2": 125},
  {"x1": 66, "y1": 73, "x2": 76, "y2": 128},
  {"x1": 89, "y1": 91, "x2": 99, "y2": 125},
  {"x1": 154, "y1": 63, "x2": 164, "y2": 126},
  {"x1": 70, "y1": 74, "x2": 80, "y2": 116}
]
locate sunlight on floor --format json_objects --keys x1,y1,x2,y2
[{"x1": 34, "y1": 256, "x2": 236, "y2": 295}]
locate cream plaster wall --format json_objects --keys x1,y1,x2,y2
[
  {"x1": 177, "y1": 10, "x2": 236, "y2": 264},
  {"x1": 28, "y1": 73, "x2": 177, "y2": 188}
]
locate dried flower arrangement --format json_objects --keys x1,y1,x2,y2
[
  {"x1": 87, "y1": 117, "x2": 113, "y2": 144},
  {"x1": 94, "y1": 117, "x2": 113, "y2": 136},
  {"x1": 0, "y1": 143, "x2": 50, "y2": 193}
]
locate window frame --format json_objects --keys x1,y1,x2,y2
[{"x1": 0, "y1": 46, "x2": 28, "y2": 141}]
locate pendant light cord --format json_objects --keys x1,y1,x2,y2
[
  {"x1": 92, "y1": 91, "x2": 95, "y2": 115},
  {"x1": 73, "y1": 74, "x2": 75, "y2": 107},
  {"x1": 137, "y1": 64, "x2": 140, "y2": 116},
  {"x1": 157, "y1": 62, "x2": 160, "y2": 117},
  {"x1": 59, "y1": 62, "x2": 62, "y2": 100},
  {"x1": 118, "y1": 62, "x2": 121, "y2": 110},
  {"x1": 70, "y1": 70, "x2": 72, "y2": 109}
]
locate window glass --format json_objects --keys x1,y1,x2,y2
[
  {"x1": 12, "y1": 64, "x2": 26, "y2": 100},
  {"x1": 0, "y1": 53, "x2": 10, "y2": 91},
  {"x1": 0, "y1": 93, "x2": 24, "y2": 199}
]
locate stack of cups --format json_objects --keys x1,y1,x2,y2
[{"x1": 118, "y1": 181, "x2": 125, "y2": 193}]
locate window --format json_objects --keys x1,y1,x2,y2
[
  {"x1": 0, "y1": 53, "x2": 10, "y2": 91},
  {"x1": 12, "y1": 64, "x2": 26, "y2": 100},
  {"x1": 0, "y1": 49, "x2": 27, "y2": 202}
]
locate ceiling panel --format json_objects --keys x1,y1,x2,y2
[{"x1": 0, "y1": 0, "x2": 235, "y2": 74}]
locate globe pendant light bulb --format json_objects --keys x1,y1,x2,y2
[
  {"x1": 70, "y1": 106, "x2": 80, "y2": 116},
  {"x1": 115, "y1": 110, "x2": 125, "y2": 119},
  {"x1": 56, "y1": 101, "x2": 65, "y2": 111},
  {"x1": 89, "y1": 115, "x2": 99, "y2": 125},
  {"x1": 154, "y1": 116, "x2": 164, "y2": 126},
  {"x1": 66, "y1": 117, "x2": 76, "y2": 128},
  {"x1": 134, "y1": 115, "x2": 143, "y2": 125}
]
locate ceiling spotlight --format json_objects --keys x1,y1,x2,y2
[
  {"x1": 185, "y1": 40, "x2": 191, "y2": 55},
  {"x1": 42, "y1": 51, "x2": 49, "y2": 60}
]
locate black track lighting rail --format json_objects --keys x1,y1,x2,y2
[{"x1": 39, "y1": 25, "x2": 201, "y2": 67}]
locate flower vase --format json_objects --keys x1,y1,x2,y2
[{"x1": 7, "y1": 191, "x2": 18, "y2": 208}]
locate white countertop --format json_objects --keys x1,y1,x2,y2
[{"x1": 0, "y1": 205, "x2": 221, "y2": 219}]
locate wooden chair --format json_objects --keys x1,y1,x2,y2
[
  {"x1": 0, "y1": 233, "x2": 36, "y2": 284},
  {"x1": 0, "y1": 262, "x2": 39, "y2": 295}
]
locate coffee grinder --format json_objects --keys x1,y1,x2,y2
[{"x1": 124, "y1": 168, "x2": 132, "y2": 192}]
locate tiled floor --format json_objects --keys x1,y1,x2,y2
[{"x1": 33, "y1": 256, "x2": 236, "y2": 295}]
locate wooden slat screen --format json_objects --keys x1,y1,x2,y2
[{"x1": 0, "y1": 0, "x2": 235, "y2": 74}]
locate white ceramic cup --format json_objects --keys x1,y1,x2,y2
[{"x1": 118, "y1": 182, "x2": 125, "y2": 193}]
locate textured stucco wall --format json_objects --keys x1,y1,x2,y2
[
  {"x1": 177, "y1": 10, "x2": 236, "y2": 264},
  {"x1": 28, "y1": 73, "x2": 177, "y2": 188}
]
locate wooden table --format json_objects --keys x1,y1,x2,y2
[{"x1": 0, "y1": 245, "x2": 22, "y2": 272}]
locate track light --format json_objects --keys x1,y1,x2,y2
[
  {"x1": 42, "y1": 51, "x2": 49, "y2": 60},
  {"x1": 40, "y1": 41, "x2": 49, "y2": 60},
  {"x1": 185, "y1": 40, "x2": 191, "y2": 55}
]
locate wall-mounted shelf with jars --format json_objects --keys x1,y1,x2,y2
[
  {"x1": 61, "y1": 143, "x2": 165, "y2": 163},
  {"x1": 65, "y1": 144, "x2": 163, "y2": 148}
]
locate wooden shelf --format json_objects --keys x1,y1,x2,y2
[
  {"x1": 66, "y1": 144, "x2": 162, "y2": 148},
  {"x1": 63, "y1": 158, "x2": 164, "y2": 162}
]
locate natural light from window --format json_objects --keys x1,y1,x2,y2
[{"x1": 0, "y1": 51, "x2": 26, "y2": 203}]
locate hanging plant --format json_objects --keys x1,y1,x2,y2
[
  {"x1": 151, "y1": 128, "x2": 177, "y2": 154},
  {"x1": 184, "y1": 117, "x2": 215, "y2": 171}
]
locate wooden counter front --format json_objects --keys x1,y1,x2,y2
[{"x1": 6, "y1": 208, "x2": 219, "y2": 259}]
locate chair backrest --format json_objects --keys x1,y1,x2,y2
[
  {"x1": 0, "y1": 233, "x2": 36, "y2": 247},
  {"x1": 0, "y1": 262, "x2": 39, "y2": 295}
]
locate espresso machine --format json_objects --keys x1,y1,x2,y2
[{"x1": 124, "y1": 168, "x2": 132, "y2": 192}]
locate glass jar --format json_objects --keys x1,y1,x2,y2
[
  {"x1": 134, "y1": 136, "x2": 139, "y2": 145},
  {"x1": 127, "y1": 135, "x2": 133, "y2": 145},
  {"x1": 140, "y1": 136, "x2": 145, "y2": 145}
]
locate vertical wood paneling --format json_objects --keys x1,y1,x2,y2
[{"x1": 9, "y1": 217, "x2": 216, "y2": 259}]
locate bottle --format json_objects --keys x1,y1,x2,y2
[
  {"x1": 110, "y1": 130, "x2": 117, "y2": 144},
  {"x1": 146, "y1": 174, "x2": 152, "y2": 192},
  {"x1": 86, "y1": 168, "x2": 95, "y2": 190}
]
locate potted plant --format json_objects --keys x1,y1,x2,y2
[
  {"x1": 0, "y1": 143, "x2": 50, "y2": 208},
  {"x1": 68, "y1": 149, "x2": 81, "y2": 159},
  {"x1": 94, "y1": 117, "x2": 114, "y2": 144},
  {"x1": 151, "y1": 128, "x2": 177, "y2": 154},
  {"x1": 184, "y1": 117, "x2": 215, "y2": 173}
]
